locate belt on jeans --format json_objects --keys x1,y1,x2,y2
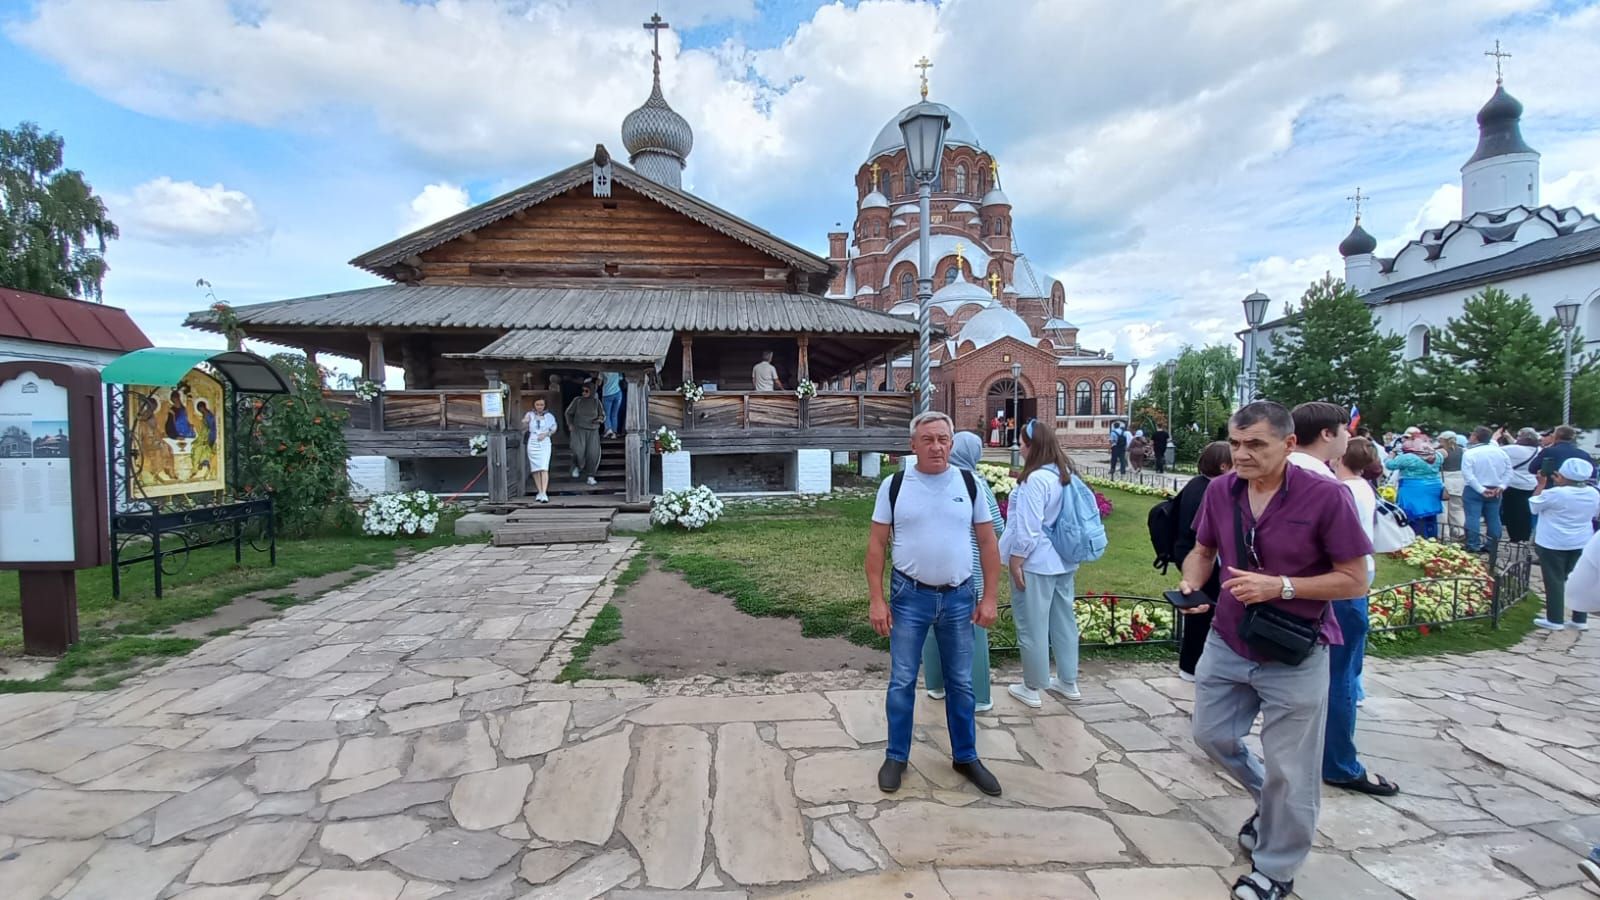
[{"x1": 892, "y1": 570, "x2": 968, "y2": 593}]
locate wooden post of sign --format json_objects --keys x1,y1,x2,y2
[
  {"x1": 19, "y1": 571, "x2": 78, "y2": 656},
  {"x1": 484, "y1": 368, "x2": 510, "y2": 502}
]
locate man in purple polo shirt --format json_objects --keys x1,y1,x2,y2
[{"x1": 1178, "y1": 400, "x2": 1371, "y2": 900}]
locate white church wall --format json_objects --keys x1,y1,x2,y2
[
  {"x1": 1462, "y1": 152, "x2": 1540, "y2": 216},
  {"x1": 1373, "y1": 262, "x2": 1600, "y2": 361}
]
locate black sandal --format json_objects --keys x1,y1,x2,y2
[
  {"x1": 1238, "y1": 813, "x2": 1259, "y2": 853},
  {"x1": 1233, "y1": 870, "x2": 1293, "y2": 900},
  {"x1": 1324, "y1": 772, "x2": 1400, "y2": 796}
]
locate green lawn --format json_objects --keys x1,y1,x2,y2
[
  {"x1": 642, "y1": 485, "x2": 1528, "y2": 659},
  {"x1": 1, "y1": 531, "x2": 476, "y2": 692}
]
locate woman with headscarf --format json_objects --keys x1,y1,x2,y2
[
  {"x1": 1500, "y1": 427, "x2": 1541, "y2": 543},
  {"x1": 1385, "y1": 436, "x2": 1444, "y2": 538},
  {"x1": 1128, "y1": 430, "x2": 1153, "y2": 473},
  {"x1": 924, "y1": 431, "x2": 1003, "y2": 712}
]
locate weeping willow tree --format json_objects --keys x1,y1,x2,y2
[{"x1": 1133, "y1": 344, "x2": 1242, "y2": 460}]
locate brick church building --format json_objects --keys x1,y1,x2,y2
[{"x1": 824, "y1": 93, "x2": 1130, "y2": 448}]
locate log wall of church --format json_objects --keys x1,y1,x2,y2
[{"x1": 416, "y1": 186, "x2": 789, "y2": 289}]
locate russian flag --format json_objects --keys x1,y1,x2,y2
[{"x1": 1349, "y1": 404, "x2": 1361, "y2": 431}]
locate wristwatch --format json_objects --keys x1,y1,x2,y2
[{"x1": 1279, "y1": 576, "x2": 1295, "y2": 600}]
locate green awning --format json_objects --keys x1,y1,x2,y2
[{"x1": 100, "y1": 348, "x2": 292, "y2": 394}]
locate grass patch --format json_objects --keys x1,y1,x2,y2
[
  {"x1": 558, "y1": 603, "x2": 624, "y2": 682},
  {"x1": 614, "y1": 554, "x2": 650, "y2": 591},
  {"x1": 0, "y1": 530, "x2": 481, "y2": 692},
  {"x1": 642, "y1": 485, "x2": 1534, "y2": 659}
]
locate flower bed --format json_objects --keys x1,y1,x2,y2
[
  {"x1": 362, "y1": 490, "x2": 442, "y2": 536},
  {"x1": 1082, "y1": 474, "x2": 1175, "y2": 499},
  {"x1": 651, "y1": 485, "x2": 724, "y2": 530},
  {"x1": 976, "y1": 463, "x2": 1018, "y2": 499},
  {"x1": 1075, "y1": 594, "x2": 1175, "y2": 645},
  {"x1": 1368, "y1": 539, "x2": 1493, "y2": 638}
]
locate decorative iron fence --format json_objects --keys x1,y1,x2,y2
[{"x1": 990, "y1": 594, "x2": 1179, "y2": 652}]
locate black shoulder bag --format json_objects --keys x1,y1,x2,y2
[{"x1": 1233, "y1": 495, "x2": 1326, "y2": 665}]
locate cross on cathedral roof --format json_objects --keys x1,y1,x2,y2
[
  {"x1": 1485, "y1": 39, "x2": 1511, "y2": 84},
  {"x1": 1347, "y1": 186, "x2": 1366, "y2": 223},
  {"x1": 915, "y1": 56, "x2": 933, "y2": 100}
]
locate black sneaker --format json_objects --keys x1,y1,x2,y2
[
  {"x1": 878, "y1": 759, "x2": 907, "y2": 793},
  {"x1": 1232, "y1": 870, "x2": 1292, "y2": 900},
  {"x1": 953, "y1": 760, "x2": 1002, "y2": 796}
]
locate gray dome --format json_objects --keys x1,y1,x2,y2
[
  {"x1": 981, "y1": 187, "x2": 1010, "y2": 207},
  {"x1": 1465, "y1": 85, "x2": 1536, "y2": 166},
  {"x1": 860, "y1": 190, "x2": 889, "y2": 210},
  {"x1": 957, "y1": 305, "x2": 1034, "y2": 350},
  {"x1": 931, "y1": 272, "x2": 993, "y2": 307},
  {"x1": 867, "y1": 102, "x2": 982, "y2": 162},
  {"x1": 1339, "y1": 221, "x2": 1377, "y2": 257},
  {"x1": 622, "y1": 78, "x2": 694, "y2": 187}
]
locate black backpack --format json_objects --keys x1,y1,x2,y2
[
  {"x1": 888, "y1": 468, "x2": 978, "y2": 520},
  {"x1": 1147, "y1": 493, "x2": 1183, "y2": 574}
]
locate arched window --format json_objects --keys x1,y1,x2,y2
[
  {"x1": 903, "y1": 168, "x2": 914, "y2": 197},
  {"x1": 1100, "y1": 380, "x2": 1119, "y2": 415},
  {"x1": 872, "y1": 221, "x2": 881, "y2": 237},
  {"x1": 1075, "y1": 381, "x2": 1092, "y2": 416},
  {"x1": 899, "y1": 271, "x2": 914, "y2": 301},
  {"x1": 993, "y1": 219, "x2": 1004, "y2": 236},
  {"x1": 944, "y1": 266, "x2": 959, "y2": 286},
  {"x1": 955, "y1": 164, "x2": 968, "y2": 194},
  {"x1": 1055, "y1": 382, "x2": 1067, "y2": 417},
  {"x1": 1405, "y1": 324, "x2": 1431, "y2": 360}
]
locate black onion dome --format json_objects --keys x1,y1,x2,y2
[
  {"x1": 1465, "y1": 85, "x2": 1536, "y2": 165},
  {"x1": 1339, "y1": 221, "x2": 1377, "y2": 257}
]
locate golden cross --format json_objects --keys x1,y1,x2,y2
[
  {"x1": 870, "y1": 161, "x2": 880, "y2": 190},
  {"x1": 989, "y1": 158, "x2": 999, "y2": 186},
  {"x1": 954, "y1": 242, "x2": 965, "y2": 269},
  {"x1": 1347, "y1": 186, "x2": 1366, "y2": 223},
  {"x1": 987, "y1": 271, "x2": 1001, "y2": 297},
  {"x1": 1485, "y1": 40, "x2": 1511, "y2": 84},
  {"x1": 915, "y1": 56, "x2": 933, "y2": 100}
]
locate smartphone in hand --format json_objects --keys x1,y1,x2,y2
[{"x1": 1163, "y1": 589, "x2": 1210, "y2": 610}]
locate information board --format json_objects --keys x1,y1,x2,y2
[{"x1": 0, "y1": 372, "x2": 76, "y2": 563}]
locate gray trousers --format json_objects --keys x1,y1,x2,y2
[
  {"x1": 1191, "y1": 631, "x2": 1330, "y2": 883},
  {"x1": 569, "y1": 428, "x2": 601, "y2": 477}
]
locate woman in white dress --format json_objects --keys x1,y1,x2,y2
[{"x1": 523, "y1": 397, "x2": 558, "y2": 502}]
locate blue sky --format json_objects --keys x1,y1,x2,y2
[{"x1": 5, "y1": 0, "x2": 1600, "y2": 383}]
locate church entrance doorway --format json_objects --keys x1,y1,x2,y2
[{"x1": 987, "y1": 378, "x2": 1035, "y2": 446}]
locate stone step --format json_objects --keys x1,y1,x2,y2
[{"x1": 491, "y1": 523, "x2": 612, "y2": 546}]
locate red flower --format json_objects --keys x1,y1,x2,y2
[{"x1": 1418, "y1": 625, "x2": 1431, "y2": 636}]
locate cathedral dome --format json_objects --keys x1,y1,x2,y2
[
  {"x1": 1465, "y1": 85, "x2": 1536, "y2": 166},
  {"x1": 621, "y1": 77, "x2": 694, "y2": 189},
  {"x1": 1339, "y1": 221, "x2": 1377, "y2": 257},
  {"x1": 958, "y1": 305, "x2": 1034, "y2": 350},
  {"x1": 866, "y1": 102, "x2": 982, "y2": 162},
  {"x1": 981, "y1": 187, "x2": 1010, "y2": 208},
  {"x1": 931, "y1": 272, "x2": 993, "y2": 308},
  {"x1": 860, "y1": 190, "x2": 889, "y2": 210}
]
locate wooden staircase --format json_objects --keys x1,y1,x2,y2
[
  {"x1": 536, "y1": 435, "x2": 626, "y2": 498},
  {"x1": 491, "y1": 505, "x2": 617, "y2": 546}
]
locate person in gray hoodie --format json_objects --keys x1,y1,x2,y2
[{"x1": 564, "y1": 380, "x2": 605, "y2": 485}]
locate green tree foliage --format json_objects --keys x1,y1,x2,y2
[
  {"x1": 1256, "y1": 274, "x2": 1405, "y2": 427},
  {"x1": 0, "y1": 122, "x2": 118, "y2": 300},
  {"x1": 1133, "y1": 343, "x2": 1241, "y2": 460},
  {"x1": 241, "y1": 353, "x2": 353, "y2": 537},
  {"x1": 1407, "y1": 287, "x2": 1600, "y2": 429}
]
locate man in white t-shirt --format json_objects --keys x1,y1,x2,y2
[
  {"x1": 866, "y1": 411, "x2": 1001, "y2": 796},
  {"x1": 752, "y1": 351, "x2": 783, "y2": 391},
  {"x1": 1290, "y1": 402, "x2": 1398, "y2": 799}
]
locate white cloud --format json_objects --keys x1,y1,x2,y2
[
  {"x1": 401, "y1": 182, "x2": 471, "y2": 234},
  {"x1": 115, "y1": 176, "x2": 264, "y2": 245}
]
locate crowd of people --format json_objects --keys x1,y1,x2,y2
[{"x1": 867, "y1": 404, "x2": 1600, "y2": 900}]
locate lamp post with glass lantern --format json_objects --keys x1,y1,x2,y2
[
  {"x1": 1010, "y1": 361, "x2": 1023, "y2": 468},
  {"x1": 898, "y1": 100, "x2": 951, "y2": 416},
  {"x1": 1127, "y1": 358, "x2": 1140, "y2": 423},
  {"x1": 1164, "y1": 358, "x2": 1178, "y2": 470},
  {"x1": 1242, "y1": 291, "x2": 1272, "y2": 403},
  {"x1": 1556, "y1": 300, "x2": 1580, "y2": 425}
]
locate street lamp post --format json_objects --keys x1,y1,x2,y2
[
  {"x1": 1242, "y1": 291, "x2": 1272, "y2": 403},
  {"x1": 899, "y1": 102, "x2": 951, "y2": 416},
  {"x1": 1127, "y1": 358, "x2": 1140, "y2": 422},
  {"x1": 1164, "y1": 358, "x2": 1177, "y2": 470},
  {"x1": 1010, "y1": 361, "x2": 1023, "y2": 469},
  {"x1": 1556, "y1": 300, "x2": 1580, "y2": 425}
]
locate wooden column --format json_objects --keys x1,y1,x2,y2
[
  {"x1": 681, "y1": 335, "x2": 694, "y2": 386},
  {"x1": 366, "y1": 331, "x2": 386, "y2": 430},
  {"x1": 796, "y1": 335, "x2": 810, "y2": 382},
  {"x1": 882, "y1": 354, "x2": 893, "y2": 391},
  {"x1": 484, "y1": 368, "x2": 513, "y2": 503},
  {"x1": 624, "y1": 371, "x2": 650, "y2": 504}
]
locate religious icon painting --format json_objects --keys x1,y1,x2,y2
[{"x1": 126, "y1": 370, "x2": 226, "y2": 499}]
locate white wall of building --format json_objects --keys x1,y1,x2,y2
[
  {"x1": 1373, "y1": 262, "x2": 1600, "y2": 362},
  {"x1": 0, "y1": 337, "x2": 125, "y2": 369}
]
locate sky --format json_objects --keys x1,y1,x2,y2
[{"x1": 5, "y1": 0, "x2": 1600, "y2": 389}]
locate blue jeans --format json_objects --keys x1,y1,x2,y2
[
  {"x1": 886, "y1": 571, "x2": 977, "y2": 764},
  {"x1": 601, "y1": 391, "x2": 623, "y2": 433},
  {"x1": 1322, "y1": 597, "x2": 1369, "y2": 782},
  {"x1": 1462, "y1": 488, "x2": 1503, "y2": 551}
]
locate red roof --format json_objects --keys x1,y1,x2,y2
[{"x1": 0, "y1": 287, "x2": 153, "y2": 353}]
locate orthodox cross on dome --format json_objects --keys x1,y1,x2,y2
[
  {"x1": 954, "y1": 242, "x2": 965, "y2": 269},
  {"x1": 870, "y1": 161, "x2": 881, "y2": 190},
  {"x1": 1347, "y1": 186, "x2": 1366, "y2": 223},
  {"x1": 987, "y1": 271, "x2": 1001, "y2": 298},
  {"x1": 990, "y1": 158, "x2": 1000, "y2": 187},
  {"x1": 644, "y1": 13, "x2": 670, "y2": 79},
  {"x1": 1485, "y1": 39, "x2": 1511, "y2": 84},
  {"x1": 915, "y1": 56, "x2": 933, "y2": 100}
]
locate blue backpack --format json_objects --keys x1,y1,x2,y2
[{"x1": 1041, "y1": 464, "x2": 1108, "y2": 566}]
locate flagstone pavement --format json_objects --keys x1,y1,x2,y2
[{"x1": 5, "y1": 541, "x2": 1600, "y2": 899}]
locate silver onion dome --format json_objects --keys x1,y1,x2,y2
[{"x1": 622, "y1": 77, "x2": 694, "y2": 189}]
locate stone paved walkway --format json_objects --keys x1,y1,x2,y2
[{"x1": 3, "y1": 540, "x2": 1600, "y2": 899}]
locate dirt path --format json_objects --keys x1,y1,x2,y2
[{"x1": 588, "y1": 564, "x2": 885, "y2": 678}]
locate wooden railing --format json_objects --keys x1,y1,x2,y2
[
  {"x1": 326, "y1": 390, "x2": 493, "y2": 431},
  {"x1": 647, "y1": 390, "x2": 914, "y2": 432}
]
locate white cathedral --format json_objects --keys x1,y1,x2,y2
[{"x1": 1251, "y1": 71, "x2": 1600, "y2": 433}]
